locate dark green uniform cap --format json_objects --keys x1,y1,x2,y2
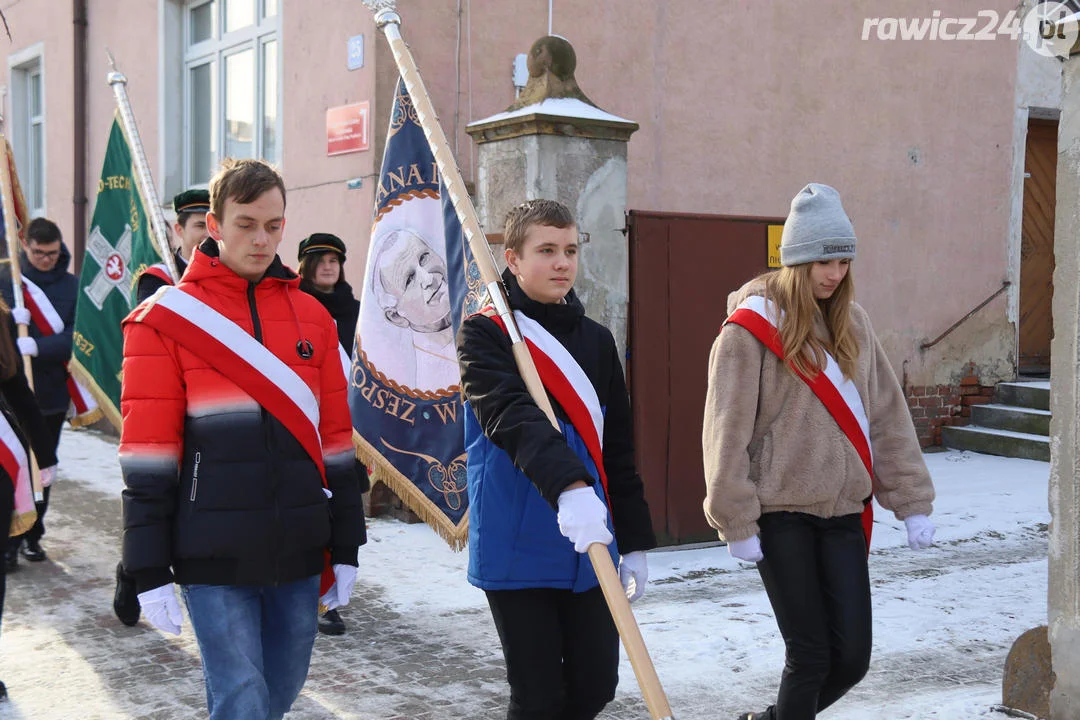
[
  {"x1": 298, "y1": 233, "x2": 347, "y2": 263},
  {"x1": 173, "y1": 188, "x2": 210, "y2": 214}
]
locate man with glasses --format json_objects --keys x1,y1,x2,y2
[{"x1": 0, "y1": 218, "x2": 78, "y2": 570}]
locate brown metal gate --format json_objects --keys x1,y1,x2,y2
[
  {"x1": 628, "y1": 211, "x2": 779, "y2": 545},
  {"x1": 1019, "y1": 119, "x2": 1057, "y2": 374}
]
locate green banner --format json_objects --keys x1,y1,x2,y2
[{"x1": 70, "y1": 118, "x2": 164, "y2": 430}]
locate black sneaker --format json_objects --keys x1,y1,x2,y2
[
  {"x1": 20, "y1": 538, "x2": 45, "y2": 562},
  {"x1": 735, "y1": 709, "x2": 773, "y2": 720},
  {"x1": 318, "y1": 608, "x2": 346, "y2": 636},
  {"x1": 113, "y1": 562, "x2": 140, "y2": 627},
  {"x1": 4, "y1": 545, "x2": 17, "y2": 572},
  {"x1": 0, "y1": 679, "x2": 7, "y2": 700}
]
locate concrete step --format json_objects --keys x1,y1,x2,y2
[
  {"x1": 941, "y1": 425, "x2": 1050, "y2": 462},
  {"x1": 995, "y1": 381, "x2": 1050, "y2": 411},
  {"x1": 969, "y1": 403, "x2": 1050, "y2": 436}
]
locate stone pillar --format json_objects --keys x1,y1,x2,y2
[
  {"x1": 465, "y1": 37, "x2": 638, "y2": 361},
  {"x1": 1049, "y1": 47, "x2": 1080, "y2": 720}
]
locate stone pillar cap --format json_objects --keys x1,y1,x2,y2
[{"x1": 466, "y1": 98, "x2": 638, "y2": 144}]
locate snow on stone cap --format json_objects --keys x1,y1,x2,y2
[{"x1": 468, "y1": 97, "x2": 634, "y2": 127}]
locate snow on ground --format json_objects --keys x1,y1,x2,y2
[{"x1": 53, "y1": 428, "x2": 1049, "y2": 719}]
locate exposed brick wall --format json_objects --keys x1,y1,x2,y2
[{"x1": 906, "y1": 368, "x2": 995, "y2": 447}]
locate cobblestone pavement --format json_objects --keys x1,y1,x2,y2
[{"x1": 0, "y1": 430, "x2": 1047, "y2": 719}]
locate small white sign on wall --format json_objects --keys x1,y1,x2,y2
[{"x1": 348, "y1": 34, "x2": 364, "y2": 71}]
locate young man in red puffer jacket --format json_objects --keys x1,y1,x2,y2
[{"x1": 119, "y1": 158, "x2": 367, "y2": 720}]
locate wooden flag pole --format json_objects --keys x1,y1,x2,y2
[
  {"x1": 106, "y1": 54, "x2": 178, "y2": 283},
  {"x1": 0, "y1": 135, "x2": 43, "y2": 506},
  {"x1": 362, "y1": 3, "x2": 674, "y2": 718}
]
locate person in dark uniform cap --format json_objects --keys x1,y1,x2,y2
[
  {"x1": 295, "y1": 232, "x2": 368, "y2": 637},
  {"x1": 297, "y1": 233, "x2": 360, "y2": 353},
  {"x1": 134, "y1": 188, "x2": 211, "y2": 303},
  {"x1": 113, "y1": 188, "x2": 212, "y2": 627}
]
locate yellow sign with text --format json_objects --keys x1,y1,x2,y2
[{"x1": 767, "y1": 224, "x2": 784, "y2": 268}]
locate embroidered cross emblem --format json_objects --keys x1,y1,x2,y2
[{"x1": 83, "y1": 224, "x2": 133, "y2": 310}]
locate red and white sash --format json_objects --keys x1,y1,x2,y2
[
  {"x1": 482, "y1": 308, "x2": 609, "y2": 502},
  {"x1": 0, "y1": 409, "x2": 33, "y2": 517},
  {"x1": 141, "y1": 263, "x2": 174, "y2": 287},
  {"x1": 134, "y1": 286, "x2": 326, "y2": 481},
  {"x1": 337, "y1": 341, "x2": 351, "y2": 383},
  {"x1": 726, "y1": 295, "x2": 874, "y2": 546},
  {"x1": 21, "y1": 277, "x2": 100, "y2": 424}
]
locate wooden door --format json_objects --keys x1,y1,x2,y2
[
  {"x1": 628, "y1": 211, "x2": 775, "y2": 544},
  {"x1": 1019, "y1": 119, "x2": 1057, "y2": 374}
]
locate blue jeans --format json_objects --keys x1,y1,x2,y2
[{"x1": 181, "y1": 575, "x2": 320, "y2": 720}]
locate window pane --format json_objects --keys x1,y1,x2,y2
[
  {"x1": 261, "y1": 41, "x2": 278, "y2": 163},
  {"x1": 263, "y1": 0, "x2": 277, "y2": 18},
  {"x1": 30, "y1": 123, "x2": 43, "y2": 211},
  {"x1": 189, "y1": 62, "x2": 216, "y2": 185},
  {"x1": 190, "y1": 1, "x2": 214, "y2": 45},
  {"x1": 29, "y1": 72, "x2": 41, "y2": 117},
  {"x1": 224, "y1": 49, "x2": 255, "y2": 159},
  {"x1": 224, "y1": 0, "x2": 255, "y2": 33}
]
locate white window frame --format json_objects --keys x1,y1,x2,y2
[
  {"x1": 166, "y1": 0, "x2": 281, "y2": 192},
  {"x1": 7, "y1": 43, "x2": 46, "y2": 217}
]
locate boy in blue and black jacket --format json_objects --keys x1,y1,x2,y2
[{"x1": 457, "y1": 199, "x2": 656, "y2": 720}]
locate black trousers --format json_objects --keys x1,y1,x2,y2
[
  {"x1": 756, "y1": 512, "x2": 872, "y2": 720},
  {"x1": 485, "y1": 586, "x2": 619, "y2": 720},
  {"x1": 18, "y1": 412, "x2": 64, "y2": 543}
]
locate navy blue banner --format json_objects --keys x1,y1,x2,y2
[{"x1": 349, "y1": 79, "x2": 484, "y2": 547}]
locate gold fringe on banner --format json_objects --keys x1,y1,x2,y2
[
  {"x1": 68, "y1": 358, "x2": 122, "y2": 432},
  {"x1": 10, "y1": 508, "x2": 36, "y2": 538},
  {"x1": 352, "y1": 429, "x2": 468, "y2": 551},
  {"x1": 68, "y1": 407, "x2": 105, "y2": 429}
]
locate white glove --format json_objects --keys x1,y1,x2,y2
[
  {"x1": 11, "y1": 307, "x2": 30, "y2": 325},
  {"x1": 618, "y1": 551, "x2": 648, "y2": 602},
  {"x1": 39, "y1": 465, "x2": 57, "y2": 488},
  {"x1": 319, "y1": 564, "x2": 358, "y2": 611},
  {"x1": 904, "y1": 514, "x2": 935, "y2": 550},
  {"x1": 138, "y1": 583, "x2": 183, "y2": 635},
  {"x1": 16, "y1": 336, "x2": 37, "y2": 357},
  {"x1": 728, "y1": 535, "x2": 764, "y2": 563},
  {"x1": 556, "y1": 486, "x2": 613, "y2": 553}
]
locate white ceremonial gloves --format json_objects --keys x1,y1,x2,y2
[
  {"x1": 11, "y1": 307, "x2": 30, "y2": 326},
  {"x1": 138, "y1": 583, "x2": 183, "y2": 635},
  {"x1": 728, "y1": 535, "x2": 764, "y2": 563},
  {"x1": 618, "y1": 551, "x2": 648, "y2": 602},
  {"x1": 16, "y1": 337, "x2": 37, "y2": 357},
  {"x1": 39, "y1": 465, "x2": 57, "y2": 488},
  {"x1": 556, "y1": 486, "x2": 613, "y2": 553},
  {"x1": 320, "y1": 564, "x2": 358, "y2": 611},
  {"x1": 904, "y1": 514, "x2": 935, "y2": 550}
]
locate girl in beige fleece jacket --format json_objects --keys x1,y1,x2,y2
[{"x1": 702, "y1": 183, "x2": 936, "y2": 720}]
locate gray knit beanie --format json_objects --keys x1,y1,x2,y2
[{"x1": 779, "y1": 183, "x2": 856, "y2": 267}]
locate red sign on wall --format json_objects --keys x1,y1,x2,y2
[{"x1": 327, "y1": 102, "x2": 369, "y2": 156}]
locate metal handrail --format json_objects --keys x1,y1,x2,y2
[{"x1": 920, "y1": 280, "x2": 1011, "y2": 351}]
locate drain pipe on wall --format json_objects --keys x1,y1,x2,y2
[{"x1": 72, "y1": 0, "x2": 88, "y2": 272}]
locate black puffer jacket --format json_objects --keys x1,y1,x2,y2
[
  {"x1": 457, "y1": 269, "x2": 656, "y2": 554},
  {"x1": 0, "y1": 245, "x2": 78, "y2": 414},
  {"x1": 299, "y1": 279, "x2": 359, "y2": 352}
]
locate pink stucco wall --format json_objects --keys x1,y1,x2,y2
[
  {"x1": 389, "y1": 0, "x2": 1024, "y2": 383},
  {"x1": 0, "y1": 0, "x2": 1032, "y2": 384}
]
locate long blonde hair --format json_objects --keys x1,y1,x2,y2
[{"x1": 758, "y1": 263, "x2": 859, "y2": 379}]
